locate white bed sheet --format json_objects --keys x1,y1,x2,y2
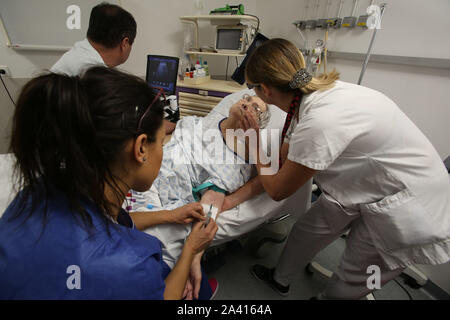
[{"x1": 0, "y1": 154, "x2": 16, "y2": 216}]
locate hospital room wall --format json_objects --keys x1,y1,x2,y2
[{"x1": 256, "y1": 0, "x2": 450, "y2": 295}]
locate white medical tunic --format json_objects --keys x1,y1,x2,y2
[
  {"x1": 50, "y1": 39, "x2": 106, "y2": 76},
  {"x1": 285, "y1": 80, "x2": 450, "y2": 269}
]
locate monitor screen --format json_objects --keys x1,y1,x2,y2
[
  {"x1": 146, "y1": 55, "x2": 179, "y2": 95},
  {"x1": 216, "y1": 29, "x2": 242, "y2": 50}
]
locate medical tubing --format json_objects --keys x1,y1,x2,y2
[
  {"x1": 0, "y1": 74, "x2": 16, "y2": 106},
  {"x1": 314, "y1": 0, "x2": 320, "y2": 19},
  {"x1": 324, "y1": 29, "x2": 328, "y2": 74},
  {"x1": 324, "y1": 0, "x2": 331, "y2": 18},
  {"x1": 337, "y1": 0, "x2": 344, "y2": 18},
  {"x1": 351, "y1": 0, "x2": 359, "y2": 17},
  {"x1": 304, "y1": 0, "x2": 310, "y2": 20},
  {"x1": 358, "y1": 3, "x2": 387, "y2": 85}
]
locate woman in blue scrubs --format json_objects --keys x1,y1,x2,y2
[{"x1": 0, "y1": 66, "x2": 218, "y2": 299}]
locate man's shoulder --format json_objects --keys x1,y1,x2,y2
[{"x1": 50, "y1": 39, "x2": 105, "y2": 76}]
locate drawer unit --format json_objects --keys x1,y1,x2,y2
[
  {"x1": 178, "y1": 92, "x2": 223, "y2": 117},
  {"x1": 176, "y1": 79, "x2": 246, "y2": 118}
]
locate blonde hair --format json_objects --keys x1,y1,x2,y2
[{"x1": 245, "y1": 38, "x2": 339, "y2": 95}]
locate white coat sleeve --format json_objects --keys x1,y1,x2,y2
[{"x1": 287, "y1": 110, "x2": 357, "y2": 171}]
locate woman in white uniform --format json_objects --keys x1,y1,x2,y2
[{"x1": 240, "y1": 38, "x2": 450, "y2": 299}]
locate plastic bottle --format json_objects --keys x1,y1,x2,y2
[
  {"x1": 185, "y1": 68, "x2": 190, "y2": 78},
  {"x1": 203, "y1": 61, "x2": 209, "y2": 76},
  {"x1": 195, "y1": 60, "x2": 201, "y2": 70}
]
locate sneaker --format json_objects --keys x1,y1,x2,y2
[
  {"x1": 208, "y1": 278, "x2": 219, "y2": 300},
  {"x1": 250, "y1": 264, "x2": 290, "y2": 297}
]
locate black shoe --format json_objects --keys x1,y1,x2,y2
[{"x1": 250, "y1": 264, "x2": 290, "y2": 297}]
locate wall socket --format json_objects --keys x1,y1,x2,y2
[{"x1": 0, "y1": 66, "x2": 11, "y2": 77}]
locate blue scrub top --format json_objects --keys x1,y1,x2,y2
[{"x1": 0, "y1": 189, "x2": 172, "y2": 299}]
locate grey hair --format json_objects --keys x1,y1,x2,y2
[{"x1": 259, "y1": 104, "x2": 271, "y2": 129}]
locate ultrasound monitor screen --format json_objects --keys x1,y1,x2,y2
[
  {"x1": 146, "y1": 55, "x2": 179, "y2": 95},
  {"x1": 216, "y1": 29, "x2": 241, "y2": 50}
]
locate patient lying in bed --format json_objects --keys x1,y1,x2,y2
[
  {"x1": 131, "y1": 90, "x2": 312, "y2": 269},
  {"x1": 142, "y1": 93, "x2": 274, "y2": 267},
  {"x1": 156, "y1": 94, "x2": 270, "y2": 207}
]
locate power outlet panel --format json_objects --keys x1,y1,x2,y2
[{"x1": 0, "y1": 66, "x2": 11, "y2": 77}]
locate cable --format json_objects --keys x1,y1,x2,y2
[
  {"x1": 244, "y1": 13, "x2": 260, "y2": 32},
  {"x1": 0, "y1": 74, "x2": 16, "y2": 106},
  {"x1": 225, "y1": 56, "x2": 229, "y2": 81}
]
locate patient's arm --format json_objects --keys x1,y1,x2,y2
[
  {"x1": 181, "y1": 189, "x2": 225, "y2": 299},
  {"x1": 200, "y1": 190, "x2": 225, "y2": 219},
  {"x1": 221, "y1": 175, "x2": 264, "y2": 212}
]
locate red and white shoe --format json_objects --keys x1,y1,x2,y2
[{"x1": 208, "y1": 278, "x2": 219, "y2": 300}]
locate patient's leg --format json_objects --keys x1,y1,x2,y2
[{"x1": 200, "y1": 190, "x2": 225, "y2": 221}]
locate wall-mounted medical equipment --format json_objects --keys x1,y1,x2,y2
[
  {"x1": 327, "y1": 0, "x2": 344, "y2": 28},
  {"x1": 357, "y1": 3, "x2": 387, "y2": 85},
  {"x1": 310, "y1": 39, "x2": 326, "y2": 75},
  {"x1": 210, "y1": 4, "x2": 245, "y2": 15},
  {"x1": 305, "y1": 0, "x2": 320, "y2": 30},
  {"x1": 342, "y1": 0, "x2": 359, "y2": 28},
  {"x1": 215, "y1": 24, "x2": 248, "y2": 54},
  {"x1": 357, "y1": 0, "x2": 375, "y2": 28},
  {"x1": 316, "y1": 0, "x2": 331, "y2": 29}
]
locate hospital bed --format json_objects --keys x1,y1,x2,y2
[{"x1": 131, "y1": 89, "x2": 313, "y2": 268}]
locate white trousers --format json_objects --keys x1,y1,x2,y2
[{"x1": 273, "y1": 194, "x2": 405, "y2": 299}]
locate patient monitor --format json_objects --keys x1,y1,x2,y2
[{"x1": 215, "y1": 25, "x2": 248, "y2": 54}]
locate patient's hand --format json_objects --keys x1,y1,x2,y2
[
  {"x1": 201, "y1": 190, "x2": 225, "y2": 220},
  {"x1": 172, "y1": 203, "x2": 206, "y2": 224}
]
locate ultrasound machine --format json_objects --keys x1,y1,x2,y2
[{"x1": 145, "y1": 55, "x2": 180, "y2": 122}]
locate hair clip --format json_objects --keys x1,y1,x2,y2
[{"x1": 288, "y1": 68, "x2": 312, "y2": 89}]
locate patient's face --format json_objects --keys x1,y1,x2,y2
[{"x1": 229, "y1": 94, "x2": 267, "y2": 127}]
